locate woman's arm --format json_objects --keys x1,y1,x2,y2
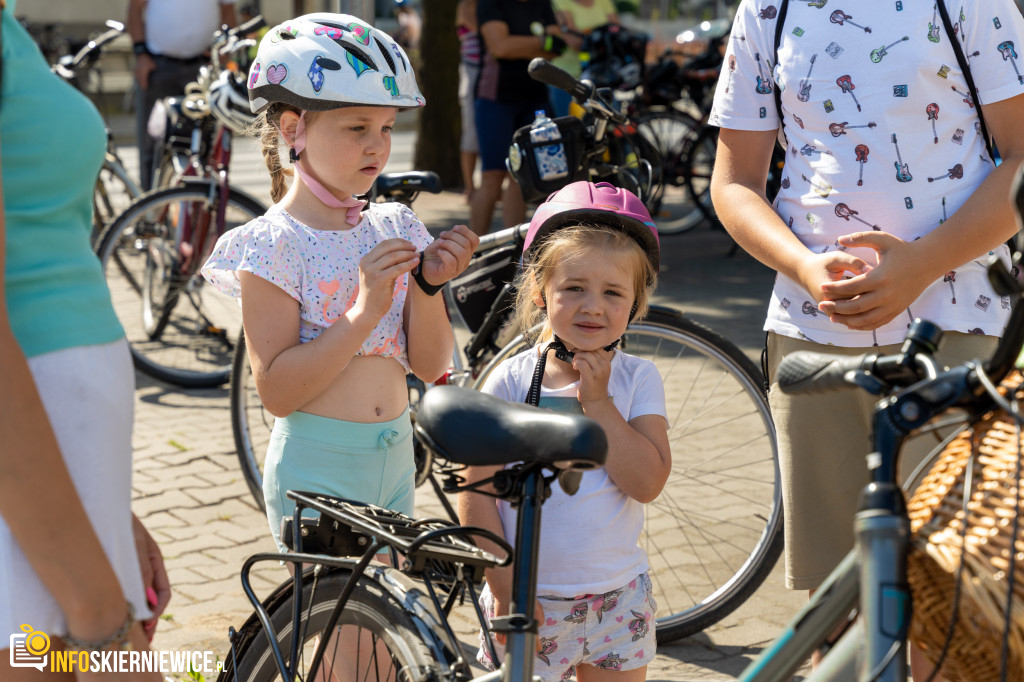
[
  {"x1": 480, "y1": 19, "x2": 561, "y2": 60},
  {"x1": 0, "y1": 148, "x2": 154, "y2": 662},
  {"x1": 818, "y1": 94, "x2": 1024, "y2": 330},
  {"x1": 241, "y1": 238, "x2": 420, "y2": 417}
]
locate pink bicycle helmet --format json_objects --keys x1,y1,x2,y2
[
  {"x1": 524, "y1": 181, "x2": 660, "y2": 279},
  {"x1": 247, "y1": 13, "x2": 424, "y2": 113}
]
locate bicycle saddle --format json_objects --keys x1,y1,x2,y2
[
  {"x1": 374, "y1": 171, "x2": 442, "y2": 195},
  {"x1": 414, "y1": 385, "x2": 607, "y2": 469}
]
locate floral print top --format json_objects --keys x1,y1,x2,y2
[{"x1": 202, "y1": 202, "x2": 432, "y2": 371}]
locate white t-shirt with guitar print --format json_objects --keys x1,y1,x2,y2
[{"x1": 711, "y1": 0, "x2": 1024, "y2": 346}]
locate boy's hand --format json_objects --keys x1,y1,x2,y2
[
  {"x1": 794, "y1": 250, "x2": 872, "y2": 304},
  {"x1": 817, "y1": 231, "x2": 930, "y2": 330},
  {"x1": 419, "y1": 225, "x2": 480, "y2": 287},
  {"x1": 573, "y1": 347, "x2": 613, "y2": 405},
  {"x1": 355, "y1": 239, "x2": 420, "y2": 320}
]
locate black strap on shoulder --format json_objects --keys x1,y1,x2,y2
[
  {"x1": 936, "y1": 0, "x2": 994, "y2": 160},
  {"x1": 772, "y1": 0, "x2": 790, "y2": 121}
]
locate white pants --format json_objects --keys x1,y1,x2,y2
[{"x1": 0, "y1": 338, "x2": 150, "y2": 636}]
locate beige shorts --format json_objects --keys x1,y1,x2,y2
[{"x1": 766, "y1": 330, "x2": 997, "y2": 590}]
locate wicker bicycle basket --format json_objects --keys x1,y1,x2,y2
[{"x1": 906, "y1": 371, "x2": 1024, "y2": 682}]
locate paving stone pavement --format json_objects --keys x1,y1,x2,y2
[{"x1": 110, "y1": 126, "x2": 812, "y2": 681}]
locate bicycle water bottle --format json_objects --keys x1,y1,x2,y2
[{"x1": 529, "y1": 110, "x2": 569, "y2": 182}]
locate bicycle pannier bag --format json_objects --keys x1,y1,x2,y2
[{"x1": 448, "y1": 243, "x2": 519, "y2": 334}]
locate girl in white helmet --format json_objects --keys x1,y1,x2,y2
[{"x1": 202, "y1": 13, "x2": 479, "y2": 552}]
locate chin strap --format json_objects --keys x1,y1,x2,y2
[
  {"x1": 287, "y1": 113, "x2": 366, "y2": 225},
  {"x1": 524, "y1": 336, "x2": 620, "y2": 406},
  {"x1": 523, "y1": 335, "x2": 619, "y2": 496}
]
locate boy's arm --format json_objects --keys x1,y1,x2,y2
[
  {"x1": 819, "y1": 94, "x2": 1024, "y2": 330},
  {"x1": 710, "y1": 128, "x2": 872, "y2": 305}
]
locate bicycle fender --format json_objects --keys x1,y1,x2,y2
[{"x1": 368, "y1": 563, "x2": 468, "y2": 673}]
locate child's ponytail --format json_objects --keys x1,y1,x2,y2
[{"x1": 255, "y1": 103, "x2": 297, "y2": 203}]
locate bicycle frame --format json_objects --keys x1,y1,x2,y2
[{"x1": 230, "y1": 458, "x2": 561, "y2": 682}]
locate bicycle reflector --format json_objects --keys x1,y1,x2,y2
[{"x1": 507, "y1": 116, "x2": 588, "y2": 204}]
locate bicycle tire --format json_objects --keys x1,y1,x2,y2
[
  {"x1": 92, "y1": 154, "x2": 139, "y2": 247},
  {"x1": 96, "y1": 183, "x2": 266, "y2": 388},
  {"x1": 230, "y1": 329, "x2": 269, "y2": 510},
  {"x1": 634, "y1": 109, "x2": 706, "y2": 235},
  {"x1": 472, "y1": 309, "x2": 783, "y2": 642},
  {"x1": 227, "y1": 568, "x2": 440, "y2": 682}
]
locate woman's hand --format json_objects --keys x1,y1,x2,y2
[
  {"x1": 817, "y1": 231, "x2": 931, "y2": 330},
  {"x1": 131, "y1": 514, "x2": 170, "y2": 642},
  {"x1": 354, "y1": 239, "x2": 420, "y2": 321},
  {"x1": 420, "y1": 225, "x2": 479, "y2": 287}
]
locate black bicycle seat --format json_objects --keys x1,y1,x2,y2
[
  {"x1": 374, "y1": 171, "x2": 442, "y2": 196},
  {"x1": 414, "y1": 385, "x2": 607, "y2": 469}
]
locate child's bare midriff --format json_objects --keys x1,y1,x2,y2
[{"x1": 299, "y1": 354, "x2": 410, "y2": 423}]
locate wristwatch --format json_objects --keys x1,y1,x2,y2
[{"x1": 133, "y1": 42, "x2": 151, "y2": 57}]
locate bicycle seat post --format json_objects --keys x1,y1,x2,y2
[{"x1": 490, "y1": 465, "x2": 548, "y2": 682}]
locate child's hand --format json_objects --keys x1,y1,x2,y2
[
  {"x1": 573, "y1": 347, "x2": 613, "y2": 405},
  {"x1": 419, "y1": 225, "x2": 480, "y2": 287},
  {"x1": 817, "y1": 231, "x2": 929, "y2": 330},
  {"x1": 355, "y1": 239, "x2": 420, "y2": 321},
  {"x1": 794, "y1": 250, "x2": 872, "y2": 304}
]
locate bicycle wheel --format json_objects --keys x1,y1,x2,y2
[
  {"x1": 472, "y1": 308, "x2": 782, "y2": 642},
  {"x1": 682, "y1": 124, "x2": 718, "y2": 226},
  {"x1": 231, "y1": 329, "x2": 271, "y2": 510},
  {"x1": 684, "y1": 128, "x2": 788, "y2": 225},
  {"x1": 96, "y1": 183, "x2": 265, "y2": 387},
  {"x1": 92, "y1": 154, "x2": 139, "y2": 247},
  {"x1": 634, "y1": 109, "x2": 706, "y2": 235},
  {"x1": 228, "y1": 568, "x2": 440, "y2": 682}
]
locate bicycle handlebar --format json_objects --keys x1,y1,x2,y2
[
  {"x1": 528, "y1": 57, "x2": 628, "y2": 125},
  {"x1": 474, "y1": 223, "x2": 529, "y2": 255},
  {"x1": 53, "y1": 20, "x2": 124, "y2": 82}
]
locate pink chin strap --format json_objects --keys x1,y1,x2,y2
[{"x1": 289, "y1": 113, "x2": 366, "y2": 226}]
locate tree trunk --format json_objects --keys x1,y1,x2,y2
[{"x1": 414, "y1": 0, "x2": 462, "y2": 189}]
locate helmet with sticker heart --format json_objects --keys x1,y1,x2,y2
[{"x1": 247, "y1": 13, "x2": 424, "y2": 113}]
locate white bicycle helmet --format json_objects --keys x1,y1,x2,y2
[
  {"x1": 247, "y1": 13, "x2": 424, "y2": 113},
  {"x1": 209, "y1": 70, "x2": 256, "y2": 134}
]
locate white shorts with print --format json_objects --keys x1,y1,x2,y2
[{"x1": 477, "y1": 573, "x2": 657, "y2": 682}]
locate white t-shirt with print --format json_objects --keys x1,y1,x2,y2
[
  {"x1": 711, "y1": 0, "x2": 1024, "y2": 346},
  {"x1": 481, "y1": 346, "x2": 667, "y2": 597}
]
